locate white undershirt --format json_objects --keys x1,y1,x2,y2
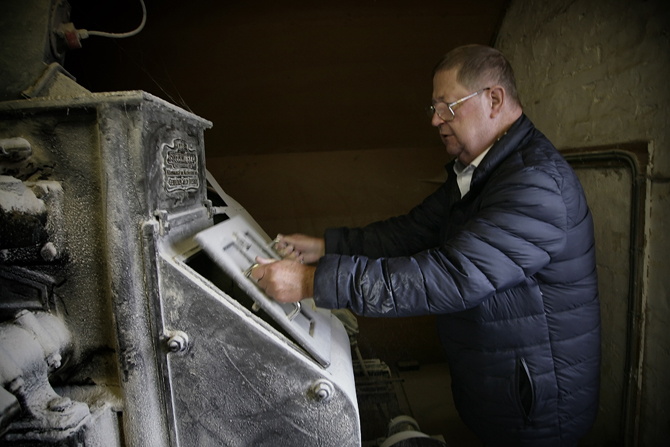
[{"x1": 453, "y1": 145, "x2": 493, "y2": 198}]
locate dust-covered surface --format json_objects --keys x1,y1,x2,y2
[
  {"x1": 0, "y1": 176, "x2": 46, "y2": 213},
  {"x1": 159, "y1": 252, "x2": 361, "y2": 446},
  {"x1": 0, "y1": 90, "x2": 360, "y2": 446},
  {"x1": 0, "y1": 94, "x2": 160, "y2": 444}
]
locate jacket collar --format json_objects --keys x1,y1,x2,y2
[
  {"x1": 469, "y1": 114, "x2": 533, "y2": 193},
  {"x1": 443, "y1": 114, "x2": 534, "y2": 198}
]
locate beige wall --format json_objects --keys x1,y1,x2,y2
[{"x1": 496, "y1": 0, "x2": 670, "y2": 444}]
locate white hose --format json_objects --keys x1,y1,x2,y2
[{"x1": 78, "y1": 0, "x2": 147, "y2": 39}]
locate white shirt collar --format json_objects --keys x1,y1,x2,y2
[{"x1": 453, "y1": 145, "x2": 493, "y2": 198}]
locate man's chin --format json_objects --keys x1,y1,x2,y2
[{"x1": 445, "y1": 146, "x2": 462, "y2": 159}]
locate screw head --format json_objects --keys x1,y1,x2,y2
[{"x1": 310, "y1": 379, "x2": 334, "y2": 403}]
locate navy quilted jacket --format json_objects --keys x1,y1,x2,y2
[{"x1": 313, "y1": 115, "x2": 600, "y2": 446}]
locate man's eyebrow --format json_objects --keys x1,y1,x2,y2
[
  {"x1": 432, "y1": 96, "x2": 452, "y2": 104},
  {"x1": 433, "y1": 89, "x2": 457, "y2": 102}
]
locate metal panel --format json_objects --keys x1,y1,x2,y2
[{"x1": 195, "y1": 214, "x2": 333, "y2": 367}]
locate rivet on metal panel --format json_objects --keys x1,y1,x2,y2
[
  {"x1": 310, "y1": 379, "x2": 334, "y2": 403},
  {"x1": 167, "y1": 331, "x2": 189, "y2": 353}
]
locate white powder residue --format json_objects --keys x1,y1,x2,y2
[{"x1": 0, "y1": 175, "x2": 46, "y2": 214}]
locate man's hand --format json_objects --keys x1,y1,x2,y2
[
  {"x1": 250, "y1": 256, "x2": 315, "y2": 303},
  {"x1": 274, "y1": 234, "x2": 325, "y2": 264}
]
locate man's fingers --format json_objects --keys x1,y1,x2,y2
[{"x1": 249, "y1": 263, "x2": 264, "y2": 281}]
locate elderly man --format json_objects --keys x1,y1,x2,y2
[{"x1": 251, "y1": 45, "x2": 600, "y2": 446}]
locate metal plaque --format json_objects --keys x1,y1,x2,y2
[{"x1": 162, "y1": 138, "x2": 199, "y2": 193}]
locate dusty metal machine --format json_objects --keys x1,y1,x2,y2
[
  {"x1": 0, "y1": 83, "x2": 367, "y2": 447},
  {"x1": 0, "y1": 2, "x2": 454, "y2": 446},
  {"x1": 0, "y1": 87, "x2": 361, "y2": 447},
  {"x1": 0, "y1": 2, "x2": 361, "y2": 446}
]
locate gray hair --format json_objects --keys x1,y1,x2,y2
[{"x1": 433, "y1": 45, "x2": 521, "y2": 106}]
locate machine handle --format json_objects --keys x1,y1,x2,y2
[{"x1": 286, "y1": 302, "x2": 301, "y2": 321}]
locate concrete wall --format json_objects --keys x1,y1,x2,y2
[{"x1": 496, "y1": 0, "x2": 670, "y2": 444}]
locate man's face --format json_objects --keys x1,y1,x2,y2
[{"x1": 431, "y1": 69, "x2": 492, "y2": 165}]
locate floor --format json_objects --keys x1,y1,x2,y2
[
  {"x1": 357, "y1": 360, "x2": 483, "y2": 446},
  {"x1": 395, "y1": 363, "x2": 483, "y2": 446}
]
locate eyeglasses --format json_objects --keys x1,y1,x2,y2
[{"x1": 427, "y1": 87, "x2": 491, "y2": 122}]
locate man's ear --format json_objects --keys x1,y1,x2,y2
[{"x1": 489, "y1": 85, "x2": 505, "y2": 118}]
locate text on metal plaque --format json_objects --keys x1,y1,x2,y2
[{"x1": 162, "y1": 138, "x2": 199, "y2": 192}]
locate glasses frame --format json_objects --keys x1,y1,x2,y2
[{"x1": 428, "y1": 87, "x2": 491, "y2": 122}]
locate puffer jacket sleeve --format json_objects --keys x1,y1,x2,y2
[{"x1": 313, "y1": 161, "x2": 569, "y2": 317}]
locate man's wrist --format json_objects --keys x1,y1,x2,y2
[{"x1": 303, "y1": 265, "x2": 316, "y2": 298}]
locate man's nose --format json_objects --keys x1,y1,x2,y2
[{"x1": 431, "y1": 111, "x2": 445, "y2": 127}]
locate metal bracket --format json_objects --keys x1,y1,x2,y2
[
  {"x1": 203, "y1": 199, "x2": 213, "y2": 219},
  {"x1": 153, "y1": 210, "x2": 170, "y2": 236}
]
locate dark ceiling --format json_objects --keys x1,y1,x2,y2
[{"x1": 66, "y1": 0, "x2": 510, "y2": 157}]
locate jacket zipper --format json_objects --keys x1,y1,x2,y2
[{"x1": 517, "y1": 357, "x2": 535, "y2": 425}]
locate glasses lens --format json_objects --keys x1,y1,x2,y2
[
  {"x1": 435, "y1": 104, "x2": 454, "y2": 121},
  {"x1": 427, "y1": 104, "x2": 455, "y2": 121}
]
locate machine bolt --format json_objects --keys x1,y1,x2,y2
[
  {"x1": 0, "y1": 137, "x2": 32, "y2": 162},
  {"x1": 310, "y1": 379, "x2": 334, "y2": 403},
  {"x1": 40, "y1": 242, "x2": 58, "y2": 261},
  {"x1": 167, "y1": 331, "x2": 189, "y2": 353},
  {"x1": 46, "y1": 353, "x2": 62, "y2": 369}
]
